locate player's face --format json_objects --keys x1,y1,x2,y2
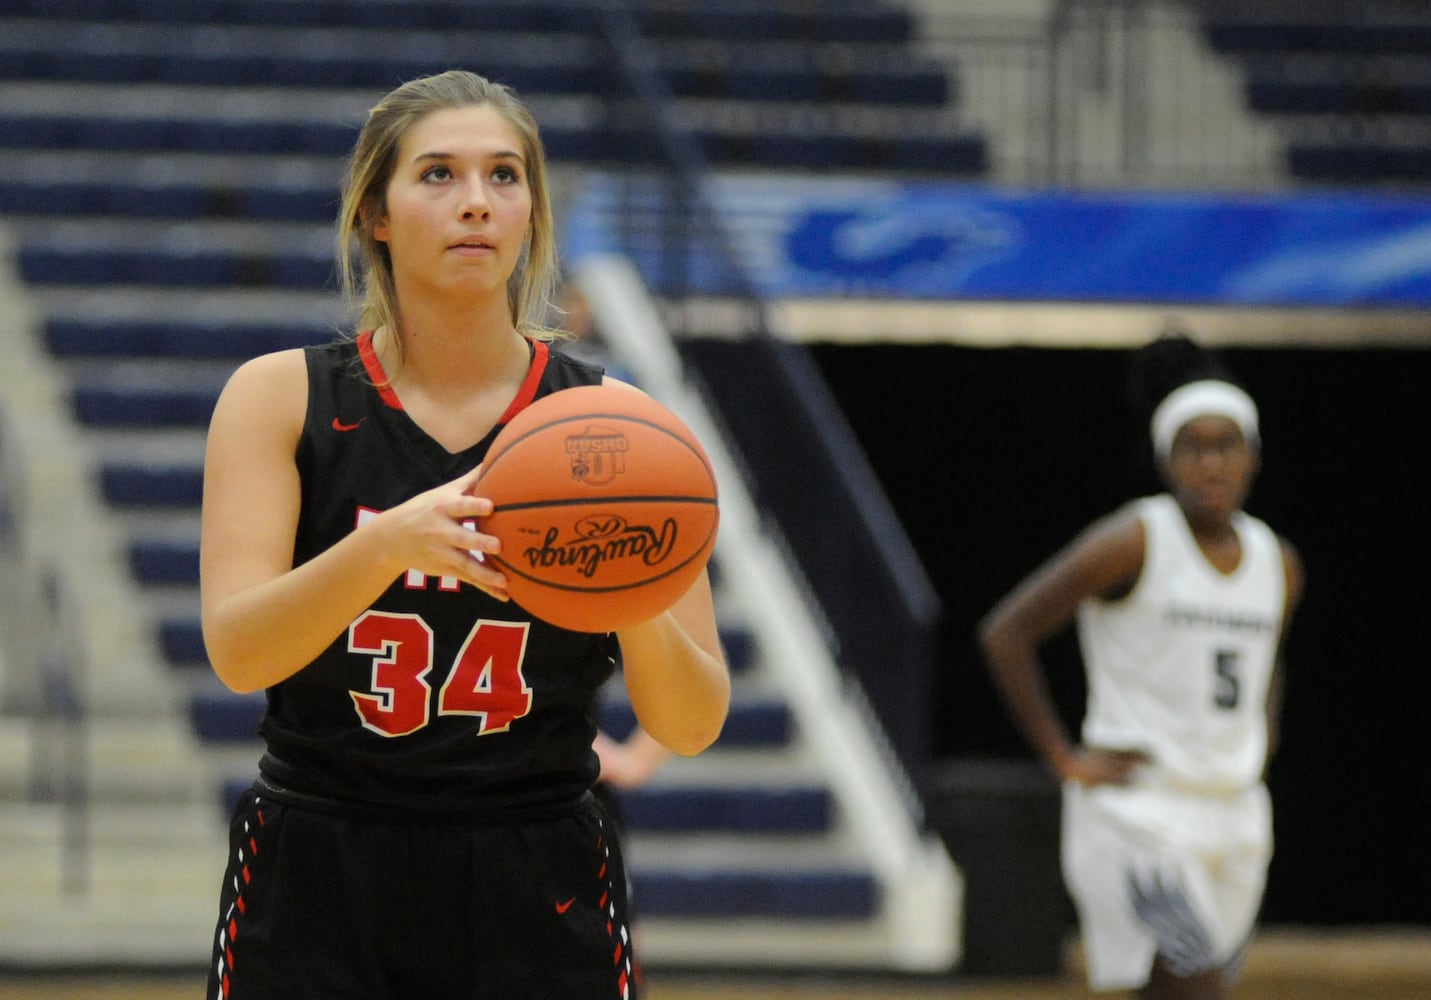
[
  {"x1": 1164, "y1": 415, "x2": 1257, "y2": 522},
  {"x1": 374, "y1": 104, "x2": 532, "y2": 301}
]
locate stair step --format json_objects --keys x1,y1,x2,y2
[
  {"x1": 0, "y1": 801, "x2": 220, "y2": 853},
  {"x1": 633, "y1": 868, "x2": 877, "y2": 919},
  {"x1": 633, "y1": 915, "x2": 913, "y2": 969},
  {"x1": 15, "y1": 717, "x2": 207, "y2": 803},
  {"x1": 36, "y1": 286, "x2": 348, "y2": 332},
  {"x1": 0, "y1": 804, "x2": 218, "y2": 964},
  {"x1": 47, "y1": 317, "x2": 331, "y2": 359}
]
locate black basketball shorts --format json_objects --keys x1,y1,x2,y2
[{"x1": 206, "y1": 785, "x2": 637, "y2": 1000}]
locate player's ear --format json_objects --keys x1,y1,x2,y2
[{"x1": 361, "y1": 195, "x2": 389, "y2": 243}]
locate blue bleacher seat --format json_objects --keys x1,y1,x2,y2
[
  {"x1": 190, "y1": 689, "x2": 264, "y2": 743},
  {"x1": 0, "y1": 182, "x2": 207, "y2": 218},
  {"x1": 45, "y1": 319, "x2": 331, "y2": 359},
  {"x1": 614, "y1": 785, "x2": 832, "y2": 834},
  {"x1": 101, "y1": 464, "x2": 203, "y2": 508},
  {"x1": 642, "y1": 5, "x2": 914, "y2": 45},
  {"x1": 1289, "y1": 142, "x2": 1427, "y2": 183},
  {"x1": 1205, "y1": 17, "x2": 1431, "y2": 57},
  {"x1": 890, "y1": 135, "x2": 989, "y2": 174},
  {"x1": 1200, "y1": 7, "x2": 1431, "y2": 183},
  {"x1": 1248, "y1": 77, "x2": 1431, "y2": 117},
  {"x1": 128, "y1": 539, "x2": 201, "y2": 586},
  {"x1": 160, "y1": 617, "x2": 207, "y2": 667},
  {"x1": 71, "y1": 384, "x2": 220, "y2": 428},
  {"x1": 599, "y1": 698, "x2": 789, "y2": 749},
  {"x1": 21, "y1": 248, "x2": 334, "y2": 290},
  {"x1": 2, "y1": 0, "x2": 584, "y2": 32}
]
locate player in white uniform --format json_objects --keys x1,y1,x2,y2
[{"x1": 978, "y1": 334, "x2": 1304, "y2": 999}]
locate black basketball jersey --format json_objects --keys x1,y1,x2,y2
[{"x1": 256, "y1": 331, "x2": 618, "y2": 815}]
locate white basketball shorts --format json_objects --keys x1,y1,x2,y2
[{"x1": 1061, "y1": 780, "x2": 1272, "y2": 991}]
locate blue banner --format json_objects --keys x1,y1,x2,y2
[{"x1": 562, "y1": 175, "x2": 1431, "y2": 308}]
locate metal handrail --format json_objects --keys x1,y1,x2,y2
[
  {"x1": 1, "y1": 409, "x2": 90, "y2": 896},
  {"x1": 587, "y1": 1, "x2": 943, "y2": 780}
]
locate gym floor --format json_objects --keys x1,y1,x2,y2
[{"x1": 2, "y1": 928, "x2": 1427, "y2": 999}]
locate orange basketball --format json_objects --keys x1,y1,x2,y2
[{"x1": 473, "y1": 383, "x2": 719, "y2": 632}]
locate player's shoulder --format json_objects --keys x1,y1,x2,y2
[
  {"x1": 1054, "y1": 500, "x2": 1149, "y2": 599},
  {"x1": 219, "y1": 348, "x2": 309, "y2": 405},
  {"x1": 1079, "y1": 499, "x2": 1150, "y2": 551},
  {"x1": 207, "y1": 349, "x2": 310, "y2": 449}
]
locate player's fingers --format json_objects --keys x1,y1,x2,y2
[
  {"x1": 1119, "y1": 748, "x2": 1154, "y2": 766},
  {"x1": 464, "y1": 556, "x2": 509, "y2": 601},
  {"x1": 445, "y1": 494, "x2": 494, "y2": 523},
  {"x1": 454, "y1": 463, "x2": 486, "y2": 494}
]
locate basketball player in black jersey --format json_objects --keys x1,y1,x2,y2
[{"x1": 199, "y1": 71, "x2": 730, "y2": 1000}]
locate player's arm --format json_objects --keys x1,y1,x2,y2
[
  {"x1": 592, "y1": 373, "x2": 729, "y2": 754},
  {"x1": 200, "y1": 351, "x2": 505, "y2": 693},
  {"x1": 616, "y1": 571, "x2": 730, "y2": 757},
  {"x1": 1264, "y1": 538, "x2": 1305, "y2": 765},
  {"x1": 977, "y1": 509, "x2": 1149, "y2": 784}
]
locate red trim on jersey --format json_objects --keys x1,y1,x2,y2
[
  {"x1": 496, "y1": 339, "x2": 550, "y2": 424},
  {"x1": 356, "y1": 330, "x2": 404, "y2": 410},
  {"x1": 355, "y1": 332, "x2": 551, "y2": 419}
]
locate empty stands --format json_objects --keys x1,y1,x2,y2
[
  {"x1": 0, "y1": 0, "x2": 973, "y2": 970},
  {"x1": 1199, "y1": 1, "x2": 1431, "y2": 184}
]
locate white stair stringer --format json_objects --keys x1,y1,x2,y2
[{"x1": 573, "y1": 253, "x2": 963, "y2": 973}]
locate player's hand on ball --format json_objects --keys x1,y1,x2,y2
[{"x1": 375, "y1": 466, "x2": 509, "y2": 600}]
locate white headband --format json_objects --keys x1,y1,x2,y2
[{"x1": 1151, "y1": 379, "x2": 1259, "y2": 458}]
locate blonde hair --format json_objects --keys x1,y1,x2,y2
[{"x1": 336, "y1": 70, "x2": 559, "y2": 343}]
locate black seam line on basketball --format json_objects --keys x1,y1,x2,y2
[{"x1": 492, "y1": 495, "x2": 718, "y2": 512}]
